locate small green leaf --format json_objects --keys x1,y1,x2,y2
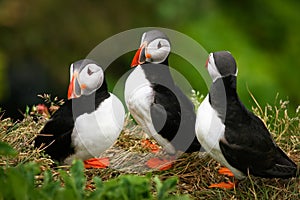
[
  {"x1": 25, "y1": 105, "x2": 30, "y2": 115},
  {"x1": 0, "y1": 141, "x2": 17, "y2": 157},
  {"x1": 70, "y1": 159, "x2": 85, "y2": 192},
  {"x1": 154, "y1": 176, "x2": 163, "y2": 194},
  {"x1": 58, "y1": 160, "x2": 86, "y2": 200},
  {"x1": 160, "y1": 177, "x2": 177, "y2": 193},
  {"x1": 93, "y1": 177, "x2": 103, "y2": 188},
  {"x1": 39, "y1": 169, "x2": 61, "y2": 199},
  {"x1": 156, "y1": 177, "x2": 178, "y2": 200}
]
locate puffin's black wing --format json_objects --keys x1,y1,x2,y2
[
  {"x1": 142, "y1": 63, "x2": 201, "y2": 152},
  {"x1": 151, "y1": 84, "x2": 180, "y2": 141},
  {"x1": 219, "y1": 102, "x2": 297, "y2": 178},
  {"x1": 150, "y1": 84, "x2": 201, "y2": 152},
  {"x1": 34, "y1": 100, "x2": 75, "y2": 162},
  {"x1": 172, "y1": 85, "x2": 202, "y2": 152}
]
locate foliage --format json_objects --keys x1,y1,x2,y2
[
  {"x1": 0, "y1": 143, "x2": 190, "y2": 200},
  {"x1": 190, "y1": 89, "x2": 205, "y2": 110},
  {"x1": 0, "y1": 141, "x2": 17, "y2": 157}
]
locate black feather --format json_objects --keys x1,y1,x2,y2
[{"x1": 142, "y1": 62, "x2": 201, "y2": 152}]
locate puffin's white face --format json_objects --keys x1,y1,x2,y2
[
  {"x1": 68, "y1": 62, "x2": 104, "y2": 99},
  {"x1": 206, "y1": 51, "x2": 238, "y2": 82},
  {"x1": 206, "y1": 53, "x2": 222, "y2": 82},
  {"x1": 78, "y1": 64, "x2": 103, "y2": 96},
  {"x1": 131, "y1": 30, "x2": 171, "y2": 67},
  {"x1": 145, "y1": 38, "x2": 170, "y2": 64}
]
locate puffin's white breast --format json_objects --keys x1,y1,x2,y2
[
  {"x1": 124, "y1": 66, "x2": 154, "y2": 133},
  {"x1": 195, "y1": 95, "x2": 225, "y2": 154},
  {"x1": 124, "y1": 65, "x2": 176, "y2": 154},
  {"x1": 65, "y1": 93, "x2": 125, "y2": 164},
  {"x1": 195, "y1": 95, "x2": 245, "y2": 179}
]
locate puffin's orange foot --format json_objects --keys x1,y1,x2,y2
[
  {"x1": 146, "y1": 158, "x2": 173, "y2": 171},
  {"x1": 141, "y1": 139, "x2": 160, "y2": 153},
  {"x1": 208, "y1": 181, "x2": 236, "y2": 189},
  {"x1": 218, "y1": 167, "x2": 234, "y2": 177},
  {"x1": 84, "y1": 157, "x2": 109, "y2": 169}
]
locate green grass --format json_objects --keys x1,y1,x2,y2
[{"x1": 0, "y1": 93, "x2": 299, "y2": 200}]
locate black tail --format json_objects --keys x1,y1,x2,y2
[{"x1": 258, "y1": 147, "x2": 297, "y2": 178}]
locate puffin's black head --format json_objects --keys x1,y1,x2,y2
[
  {"x1": 131, "y1": 30, "x2": 171, "y2": 67},
  {"x1": 68, "y1": 59, "x2": 104, "y2": 99},
  {"x1": 205, "y1": 51, "x2": 238, "y2": 82}
]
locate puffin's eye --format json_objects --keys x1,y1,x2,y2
[
  {"x1": 87, "y1": 67, "x2": 93, "y2": 76},
  {"x1": 157, "y1": 41, "x2": 162, "y2": 49}
]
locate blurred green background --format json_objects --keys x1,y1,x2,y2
[{"x1": 0, "y1": 0, "x2": 299, "y2": 119}]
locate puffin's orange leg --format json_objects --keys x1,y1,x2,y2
[
  {"x1": 84, "y1": 157, "x2": 109, "y2": 169},
  {"x1": 146, "y1": 157, "x2": 174, "y2": 171},
  {"x1": 208, "y1": 167, "x2": 237, "y2": 189},
  {"x1": 218, "y1": 167, "x2": 234, "y2": 177},
  {"x1": 208, "y1": 181, "x2": 236, "y2": 189},
  {"x1": 141, "y1": 139, "x2": 151, "y2": 147},
  {"x1": 141, "y1": 139, "x2": 160, "y2": 153},
  {"x1": 142, "y1": 139, "x2": 173, "y2": 170}
]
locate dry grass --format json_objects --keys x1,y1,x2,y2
[{"x1": 0, "y1": 94, "x2": 299, "y2": 200}]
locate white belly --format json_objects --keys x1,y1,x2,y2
[
  {"x1": 124, "y1": 66, "x2": 154, "y2": 134},
  {"x1": 124, "y1": 66, "x2": 176, "y2": 154},
  {"x1": 195, "y1": 95, "x2": 244, "y2": 179},
  {"x1": 65, "y1": 94, "x2": 125, "y2": 164}
]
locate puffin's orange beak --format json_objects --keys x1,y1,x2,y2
[
  {"x1": 205, "y1": 57, "x2": 209, "y2": 68},
  {"x1": 130, "y1": 43, "x2": 147, "y2": 68},
  {"x1": 67, "y1": 75, "x2": 76, "y2": 99},
  {"x1": 67, "y1": 71, "x2": 81, "y2": 100}
]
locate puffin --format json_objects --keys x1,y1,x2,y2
[
  {"x1": 195, "y1": 51, "x2": 297, "y2": 188},
  {"x1": 124, "y1": 30, "x2": 202, "y2": 169},
  {"x1": 35, "y1": 59, "x2": 125, "y2": 167}
]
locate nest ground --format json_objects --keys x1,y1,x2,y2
[{"x1": 0, "y1": 96, "x2": 299, "y2": 200}]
